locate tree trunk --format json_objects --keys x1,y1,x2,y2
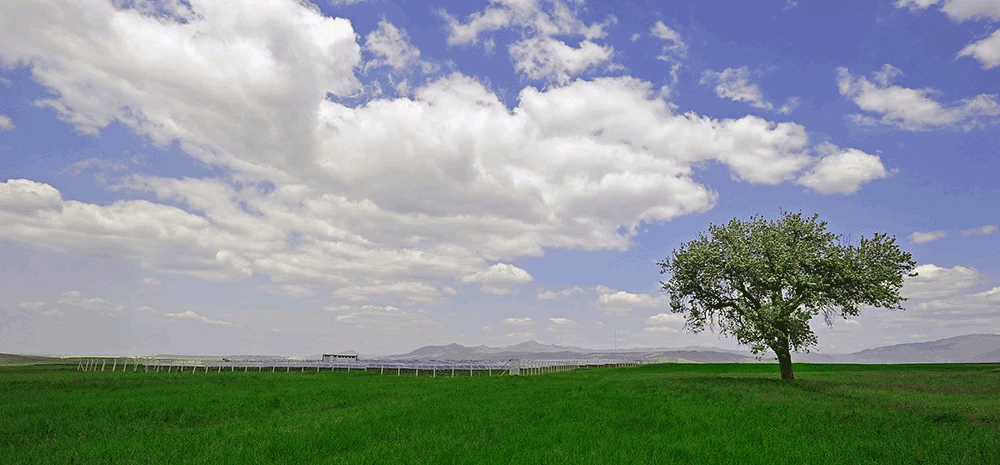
[{"x1": 775, "y1": 348, "x2": 794, "y2": 380}]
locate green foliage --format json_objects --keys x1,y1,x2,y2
[
  {"x1": 2, "y1": 364, "x2": 999, "y2": 464},
  {"x1": 658, "y1": 210, "x2": 917, "y2": 378}
]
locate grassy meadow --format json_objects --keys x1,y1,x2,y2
[{"x1": 2, "y1": 362, "x2": 999, "y2": 464}]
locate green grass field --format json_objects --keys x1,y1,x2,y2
[{"x1": 2, "y1": 363, "x2": 998, "y2": 464}]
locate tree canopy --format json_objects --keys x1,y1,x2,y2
[{"x1": 657, "y1": 210, "x2": 917, "y2": 380}]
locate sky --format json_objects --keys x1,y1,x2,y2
[{"x1": 0, "y1": 0, "x2": 998, "y2": 357}]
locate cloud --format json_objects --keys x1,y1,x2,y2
[
  {"x1": 537, "y1": 286, "x2": 584, "y2": 300},
  {"x1": 461, "y1": 263, "x2": 532, "y2": 285},
  {"x1": 0, "y1": 0, "x2": 361, "y2": 153},
  {"x1": 18, "y1": 302, "x2": 46, "y2": 310},
  {"x1": 0, "y1": 115, "x2": 13, "y2": 131},
  {"x1": 164, "y1": 310, "x2": 234, "y2": 326},
  {"x1": 643, "y1": 312, "x2": 683, "y2": 334},
  {"x1": 509, "y1": 36, "x2": 614, "y2": 84},
  {"x1": 461, "y1": 263, "x2": 533, "y2": 295},
  {"x1": 895, "y1": 0, "x2": 1000, "y2": 20},
  {"x1": 961, "y1": 224, "x2": 998, "y2": 236},
  {"x1": 141, "y1": 277, "x2": 162, "y2": 286},
  {"x1": 62, "y1": 157, "x2": 128, "y2": 176},
  {"x1": 325, "y1": 304, "x2": 432, "y2": 330},
  {"x1": 778, "y1": 97, "x2": 802, "y2": 115},
  {"x1": 895, "y1": 0, "x2": 1000, "y2": 68},
  {"x1": 505, "y1": 332, "x2": 535, "y2": 339},
  {"x1": 503, "y1": 317, "x2": 534, "y2": 326},
  {"x1": 909, "y1": 230, "x2": 947, "y2": 243},
  {"x1": 795, "y1": 143, "x2": 890, "y2": 194},
  {"x1": 902, "y1": 264, "x2": 981, "y2": 299},
  {"x1": 651, "y1": 21, "x2": 685, "y2": 47},
  {"x1": 643, "y1": 326, "x2": 679, "y2": 333},
  {"x1": 700, "y1": 67, "x2": 773, "y2": 110},
  {"x1": 332, "y1": 281, "x2": 444, "y2": 303},
  {"x1": 959, "y1": 29, "x2": 1000, "y2": 69},
  {"x1": 260, "y1": 284, "x2": 316, "y2": 298},
  {"x1": 596, "y1": 285, "x2": 661, "y2": 315},
  {"x1": 136, "y1": 306, "x2": 156, "y2": 312},
  {"x1": 880, "y1": 274, "x2": 1000, "y2": 330},
  {"x1": 975, "y1": 286, "x2": 1000, "y2": 300},
  {"x1": 645, "y1": 313, "x2": 685, "y2": 325},
  {"x1": 442, "y1": 0, "x2": 614, "y2": 84},
  {"x1": 57, "y1": 290, "x2": 124, "y2": 312},
  {"x1": 364, "y1": 20, "x2": 437, "y2": 75},
  {"x1": 838, "y1": 65, "x2": 1000, "y2": 130},
  {"x1": 548, "y1": 317, "x2": 578, "y2": 328},
  {"x1": 0, "y1": 1, "x2": 890, "y2": 319},
  {"x1": 650, "y1": 21, "x2": 686, "y2": 83}
]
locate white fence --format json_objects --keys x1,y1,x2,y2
[{"x1": 77, "y1": 357, "x2": 646, "y2": 377}]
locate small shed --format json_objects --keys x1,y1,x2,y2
[{"x1": 322, "y1": 353, "x2": 358, "y2": 362}]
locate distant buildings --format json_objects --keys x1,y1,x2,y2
[{"x1": 322, "y1": 353, "x2": 358, "y2": 362}]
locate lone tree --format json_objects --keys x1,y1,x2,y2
[{"x1": 657, "y1": 210, "x2": 916, "y2": 380}]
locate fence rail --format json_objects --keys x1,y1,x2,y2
[{"x1": 76, "y1": 357, "x2": 645, "y2": 377}]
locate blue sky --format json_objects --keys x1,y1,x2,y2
[{"x1": 1, "y1": 0, "x2": 998, "y2": 356}]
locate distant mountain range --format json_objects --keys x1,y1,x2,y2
[
  {"x1": 8, "y1": 334, "x2": 998, "y2": 364},
  {"x1": 796, "y1": 334, "x2": 1000, "y2": 364},
  {"x1": 387, "y1": 334, "x2": 1000, "y2": 364}
]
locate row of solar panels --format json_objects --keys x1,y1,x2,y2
[{"x1": 79, "y1": 358, "x2": 644, "y2": 372}]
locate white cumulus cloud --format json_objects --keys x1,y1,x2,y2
[
  {"x1": 909, "y1": 230, "x2": 948, "y2": 243},
  {"x1": 795, "y1": 143, "x2": 890, "y2": 195},
  {"x1": 838, "y1": 65, "x2": 1000, "y2": 130},
  {"x1": 503, "y1": 317, "x2": 534, "y2": 326},
  {"x1": 537, "y1": 286, "x2": 585, "y2": 300},
  {"x1": 959, "y1": 29, "x2": 1000, "y2": 69},
  {"x1": 164, "y1": 310, "x2": 234, "y2": 326},
  {"x1": 442, "y1": 0, "x2": 614, "y2": 84},
  {"x1": 596, "y1": 285, "x2": 661, "y2": 315},
  {"x1": 364, "y1": 20, "x2": 437, "y2": 74},
  {"x1": 0, "y1": 0, "x2": 893, "y2": 334},
  {"x1": 903, "y1": 264, "x2": 981, "y2": 299},
  {"x1": 57, "y1": 291, "x2": 124, "y2": 312},
  {"x1": 895, "y1": 0, "x2": 1000, "y2": 68},
  {"x1": 701, "y1": 67, "x2": 773, "y2": 110},
  {"x1": 961, "y1": 224, "x2": 998, "y2": 236}
]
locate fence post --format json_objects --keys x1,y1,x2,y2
[
  {"x1": 381, "y1": 366, "x2": 384, "y2": 375},
  {"x1": 451, "y1": 367, "x2": 455, "y2": 378}
]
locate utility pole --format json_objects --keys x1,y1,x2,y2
[{"x1": 614, "y1": 329, "x2": 617, "y2": 353}]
